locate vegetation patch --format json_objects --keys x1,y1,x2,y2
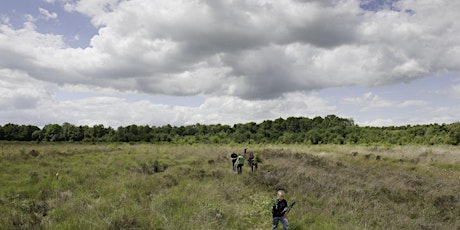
[{"x1": 0, "y1": 143, "x2": 459, "y2": 229}]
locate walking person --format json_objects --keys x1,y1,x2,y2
[
  {"x1": 230, "y1": 152, "x2": 238, "y2": 171},
  {"x1": 248, "y1": 151, "x2": 254, "y2": 168},
  {"x1": 235, "y1": 154, "x2": 244, "y2": 174},
  {"x1": 272, "y1": 190, "x2": 289, "y2": 230},
  {"x1": 251, "y1": 153, "x2": 261, "y2": 173}
]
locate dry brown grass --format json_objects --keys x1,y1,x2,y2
[{"x1": 249, "y1": 145, "x2": 460, "y2": 229}]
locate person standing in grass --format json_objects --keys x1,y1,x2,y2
[
  {"x1": 230, "y1": 152, "x2": 238, "y2": 171},
  {"x1": 235, "y1": 154, "x2": 244, "y2": 174},
  {"x1": 272, "y1": 190, "x2": 289, "y2": 230},
  {"x1": 251, "y1": 153, "x2": 261, "y2": 173},
  {"x1": 247, "y1": 151, "x2": 254, "y2": 168}
]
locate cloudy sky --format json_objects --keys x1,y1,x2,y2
[{"x1": 1, "y1": 0, "x2": 460, "y2": 128}]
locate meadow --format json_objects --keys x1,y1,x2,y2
[{"x1": 0, "y1": 142, "x2": 459, "y2": 229}]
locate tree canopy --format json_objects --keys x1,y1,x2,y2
[{"x1": 1, "y1": 115, "x2": 460, "y2": 145}]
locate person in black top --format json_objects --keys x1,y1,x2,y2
[
  {"x1": 272, "y1": 190, "x2": 289, "y2": 230},
  {"x1": 230, "y1": 152, "x2": 238, "y2": 171}
]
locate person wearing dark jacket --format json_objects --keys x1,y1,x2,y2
[
  {"x1": 272, "y1": 190, "x2": 289, "y2": 230},
  {"x1": 230, "y1": 152, "x2": 238, "y2": 171}
]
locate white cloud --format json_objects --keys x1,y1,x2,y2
[
  {"x1": 1, "y1": 15, "x2": 10, "y2": 25},
  {"x1": 68, "y1": 0, "x2": 121, "y2": 22},
  {"x1": 193, "y1": 92, "x2": 336, "y2": 125},
  {"x1": 343, "y1": 92, "x2": 427, "y2": 110},
  {"x1": 1, "y1": 0, "x2": 460, "y2": 126},
  {"x1": 343, "y1": 92, "x2": 392, "y2": 109},
  {"x1": 39, "y1": 8, "x2": 58, "y2": 20},
  {"x1": 2, "y1": 0, "x2": 460, "y2": 100},
  {"x1": 360, "y1": 118, "x2": 397, "y2": 127},
  {"x1": 399, "y1": 100, "x2": 426, "y2": 107},
  {"x1": 24, "y1": 14, "x2": 37, "y2": 23},
  {"x1": 0, "y1": 69, "x2": 55, "y2": 124},
  {"x1": 452, "y1": 84, "x2": 460, "y2": 98},
  {"x1": 0, "y1": 68, "x2": 337, "y2": 126}
]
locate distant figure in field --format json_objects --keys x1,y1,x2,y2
[
  {"x1": 235, "y1": 154, "x2": 244, "y2": 174},
  {"x1": 251, "y1": 153, "x2": 261, "y2": 173},
  {"x1": 230, "y1": 152, "x2": 238, "y2": 171},
  {"x1": 248, "y1": 151, "x2": 254, "y2": 168},
  {"x1": 272, "y1": 190, "x2": 289, "y2": 230}
]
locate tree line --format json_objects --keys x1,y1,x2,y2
[{"x1": 1, "y1": 115, "x2": 460, "y2": 145}]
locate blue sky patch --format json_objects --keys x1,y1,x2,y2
[{"x1": 0, "y1": 0, "x2": 98, "y2": 48}]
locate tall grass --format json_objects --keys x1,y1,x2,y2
[{"x1": 0, "y1": 142, "x2": 459, "y2": 229}]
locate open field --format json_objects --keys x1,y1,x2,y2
[{"x1": 1, "y1": 142, "x2": 459, "y2": 229}]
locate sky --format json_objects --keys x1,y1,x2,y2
[{"x1": 1, "y1": 0, "x2": 460, "y2": 128}]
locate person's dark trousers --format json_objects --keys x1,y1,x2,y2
[{"x1": 237, "y1": 164, "x2": 243, "y2": 174}]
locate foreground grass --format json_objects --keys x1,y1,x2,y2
[{"x1": 0, "y1": 142, "x2": 459, "y2": 229}]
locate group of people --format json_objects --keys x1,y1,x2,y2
[
  {"x1": 230, "y1": 148, "x2": 259, "y2": 174},
  {"x1": 229, "y1": 149, "x2": 290, "y2": 229}
]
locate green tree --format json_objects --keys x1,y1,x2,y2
[
  {"x1": 2, "y1": 123, "x2": 19, "y2": 141},
  {"x1": 446, "y1": 122, "x2": 460, "y2": 145},
  {"x1": 43, "y1": 124, "x2": 63, "y2": 141}
]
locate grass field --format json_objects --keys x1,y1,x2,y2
[{"x1": 0, "y1": 142, "x2": 459, "y2": 229}]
